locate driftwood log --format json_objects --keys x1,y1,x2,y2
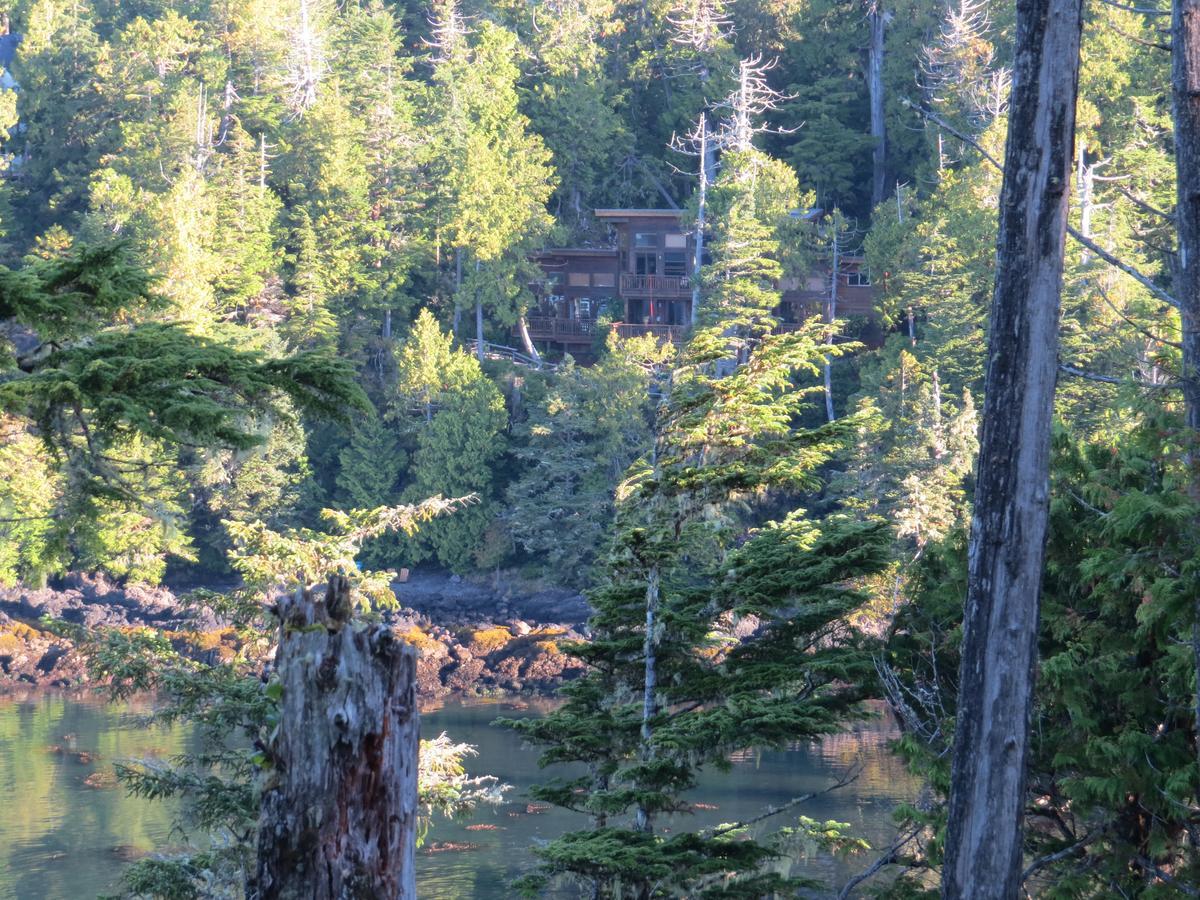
[{"x1": 251, "y1": 575, "x2": 419, "y2": 900}]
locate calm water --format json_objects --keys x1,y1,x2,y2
[{"x1": 0, "y1": 692, "x2": 919, "y2": 899}]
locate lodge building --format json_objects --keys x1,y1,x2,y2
[{"x1": 524, "y1": 208, "x2": 877, "y2": 356}]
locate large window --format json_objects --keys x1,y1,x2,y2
[
  {"x1": 845, "y1": 269, "x2": 872, "y2": 286},
  {"x1": 634, "y1": 232, "x2": 657, "y2": 248},
  {"x1": 663, "y1": 251, "x2": 687, "y2": 278},
  {"x1": 635, "y1": 252, "x2": 658, "y2": 276},
  {"x1": 664, "y1": 233, "x2": 687, "y2": 249},
  {"x1": 593, "y1": 271, "x2": 615, "y2": 288},
  {"x1": 568, "y1": 272, "x2": 590, "y2": 287}
]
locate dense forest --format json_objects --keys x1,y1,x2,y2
[{"x1": 0, "y1": 0, "x2": 1197, "y2": 895}]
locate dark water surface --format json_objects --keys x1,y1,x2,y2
[{"x1": 0, "y1": 692, "x2": 919, "y2": 899}]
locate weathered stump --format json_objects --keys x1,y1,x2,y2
[{"x1": 252, "y1": 576, "x2": 418, "y2": 900}]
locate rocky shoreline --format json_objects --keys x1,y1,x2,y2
[{"x1": 0, "y1": 572, "x2": 590, "y2": 698}]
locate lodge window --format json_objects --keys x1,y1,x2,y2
[
  {"x1": 635, "y1": 251, "x2": 658, "y2": 275},
  {"x1": 665, "y1": 233, "x2": 687, "y2": 249},
  {"x1": 546, "y1": 272, "x2": 564, "y2": 287},
  {"x1": 593, "y1": 272, "x2": 615, "y2": 288},
  {"x1": 568, "y1": 272, "x2": 590, "y2": 287},
  {"x1": 663, "y1": 251, "x2": 687, "y2": 278},
  {"x1": 845, "y1": 269, "x2": 872, "y2": 286},
  {"x1": 634, "y1": 232, "x2": 657, "y2": 248}
]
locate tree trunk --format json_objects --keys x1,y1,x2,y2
[
  {"x1": 452, "y1": 251, "x2": 463, "y2": 337},
  {"x1": 634, "y1": 561, "x2": 660, "y2": 836},
  {"x1": 475, "y1": 260, "x2": 485, "y2": 363},
  {"x1": 1171, "y1": 0, "x2": 1200, "y2": 770},
  {"x1": 824, "y1": 224, "x2": 840, "y2": 423},
  {"x1": 867, "y1": 2, "x2": 887, "y2": 209},
  {"x1": 691, "y1": 114, "x2": 710, "y2": 328},
  {"x1": 517, "y1": 315, "x2": 542, "y2": 365},
  {"x1": 475, "y1": 295, "x2": 485, "y2": 363},
  {"x1": 252, "y1": 576, "x2": 419, "y2": 900},
  {"x1": 941, "y1": 0, "x2": 1082, "y2": 895}
]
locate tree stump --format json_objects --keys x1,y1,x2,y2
[{"x1": 252, "y1": 575, "x2": 418, "y2": 900}]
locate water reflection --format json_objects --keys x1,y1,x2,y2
[
  {"x1": 417, "y1": 700, "x2": 919, "y2": 899},
  {"x1": 0, "y1": 693, "x2": 918, "y2": 899},
  {"x1": 0, "y1": 691, "x2": 185, "y2": 900}
]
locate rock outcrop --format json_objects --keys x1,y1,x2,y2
[{"x1": 0, "y1": 572, "x2": 588, "y2": 697}]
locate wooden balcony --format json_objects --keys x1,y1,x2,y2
[
  {"x1": 611, "y1": 322, "x2": 688, "y2": 343},
  {"x1": 523, "y1": 315, "x2": 598, "y2": 344},
  {"x1": 620, "y1": 274, "x2": 690, "y2": 297}
]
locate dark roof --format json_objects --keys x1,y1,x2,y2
[{"x1": 0, "y1": 34, "x2": 22, "y2": 70}]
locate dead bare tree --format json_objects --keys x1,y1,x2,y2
[
  {"x1": 252, "y1": 576, "x2": 419, "y2": 900},
  {"x1": 867, "y1": 0, "x2": 889, "y2": 208},
  {"x1": 282, "y1": 0, "x2": 331, "y2": 117},
  {"x1": 667, "y1": 0, "x2": 732, "y2": 325},
  {"x1": 922, "y1": 0, "x2": 1010, "y2": 131},
  {"x1": 941, "y1": 0, "x2": 1083, "y2": 896},
  {"x1": 671, "y1": 56, "x2": 795, "y2": 326}
]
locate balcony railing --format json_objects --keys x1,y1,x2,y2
[
  {"x1": 611, "y1": 322, "x2": 688, "y2": 343},
  {"x1": 523, "y1": 315, "x2": 598, "y2": 342},
  {"x1": 620, "y1": 274, "x2": 690, "y2": 297}
]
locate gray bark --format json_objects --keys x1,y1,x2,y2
[
  {"x1": 517, "y1": 315, "x2": 542, "y2": 364},
  {"x1": 868, "y1": 3, "x2": 887, "y2": 209},
  {"x1": 691, "y1": 114, "x2": 710, "y2": 328},
  {"x1": 1171, "y1": 0, "x2": 1200, "y2": 769},
  {"x1": 634, "y1": 562, "x2": 660, "y2": 836},
  {"x1": 475, "y1": 260, "x2": 485, "y2": 363},
  {"x1": 252, "y1": 576, "x2": 419, "y2": 900},
  {"x1": 941, "y1": 0, "x2": 1083, "y2": 895},
  {"x1": 824, "y1": 226, "x2": 840, "y2": 423}
]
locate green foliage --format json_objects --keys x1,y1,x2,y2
[
  {"x1": 0, "y1": 241, "x2": 159, "y2": 341},
  {"x1": 389, "y1": 311, "x2": 507, "y2": 571},
  {"x1": 0, "y1": 416, "x2": 63, "y2": 586},
  {"x1": 504, "y1": 164, "x2": 890, "y2": 894},
  {"x1": 880, "y1": 415, "x2": 1200, "y2": 896},
  {"x1": 59, "y1": 496, "x2": 488, "y2": 899},
  {"x1": 697, "y1": 148, "x2": 807, "y2": 345},
  {"x1": 837, "y1": 347, "x2": 978, "y2": 558},
  {"x1": 336, "y1": 410, "x2": 406, "y2": 509},
  {"x1": 506, "y1": 337, "x2": 658, "y2": 585}
]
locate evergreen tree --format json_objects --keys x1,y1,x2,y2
[
  {"x1": 697, "y1": 148, "x2": 803, "y2": 346},
  {"x1": 0, "y1": 415, "x2": 63, "y2": 587},
  {"x1": 506, "y1": 336, "x2": 661, "y2": 585},
  {"x1": 390, "y1": 310, "x2": 507, "y2": 571},
  {"x1": 427, "y1": 5, "x2": 556, "y2": 350},
  {"x1": 880, "y1": 416, "x2": 1200, "y2": 896},
  {"x1": 504, "y1": 172, "x2": 889, "y2": 895},
  {"x1": 336, "y1": 410, "x2": 406, "y2": 511}
]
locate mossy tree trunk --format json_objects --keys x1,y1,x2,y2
[{"x1": 251, "y1": 576, "x2": 419, "y2": 900}]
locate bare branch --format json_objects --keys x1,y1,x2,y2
[
  {"x1": 905, "y1": 100, "x2": 1182, "y2": 310},
  {"x1": 1111, "y1": 182, "x2": 1173, "y2": 221},
  {"x1": 1057, "y1": 364, "x2": 1125, "y2": 384},
  {"x1": 1020, "y1": 828, "x2": 1107, "y2": 884},
  {"x1": 838, "y1": 824, "x2": 923, "y2": 899},
  {"x1": 1096, "y1": 0, "x2": 1168, "y2": 13},
  {"x1": 707, "y1": 765, "x2": 862, "y2": 839}
]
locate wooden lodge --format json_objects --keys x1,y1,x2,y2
[{"x1": 524, "y1": 208, "x2": 878, "y2": 356}]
